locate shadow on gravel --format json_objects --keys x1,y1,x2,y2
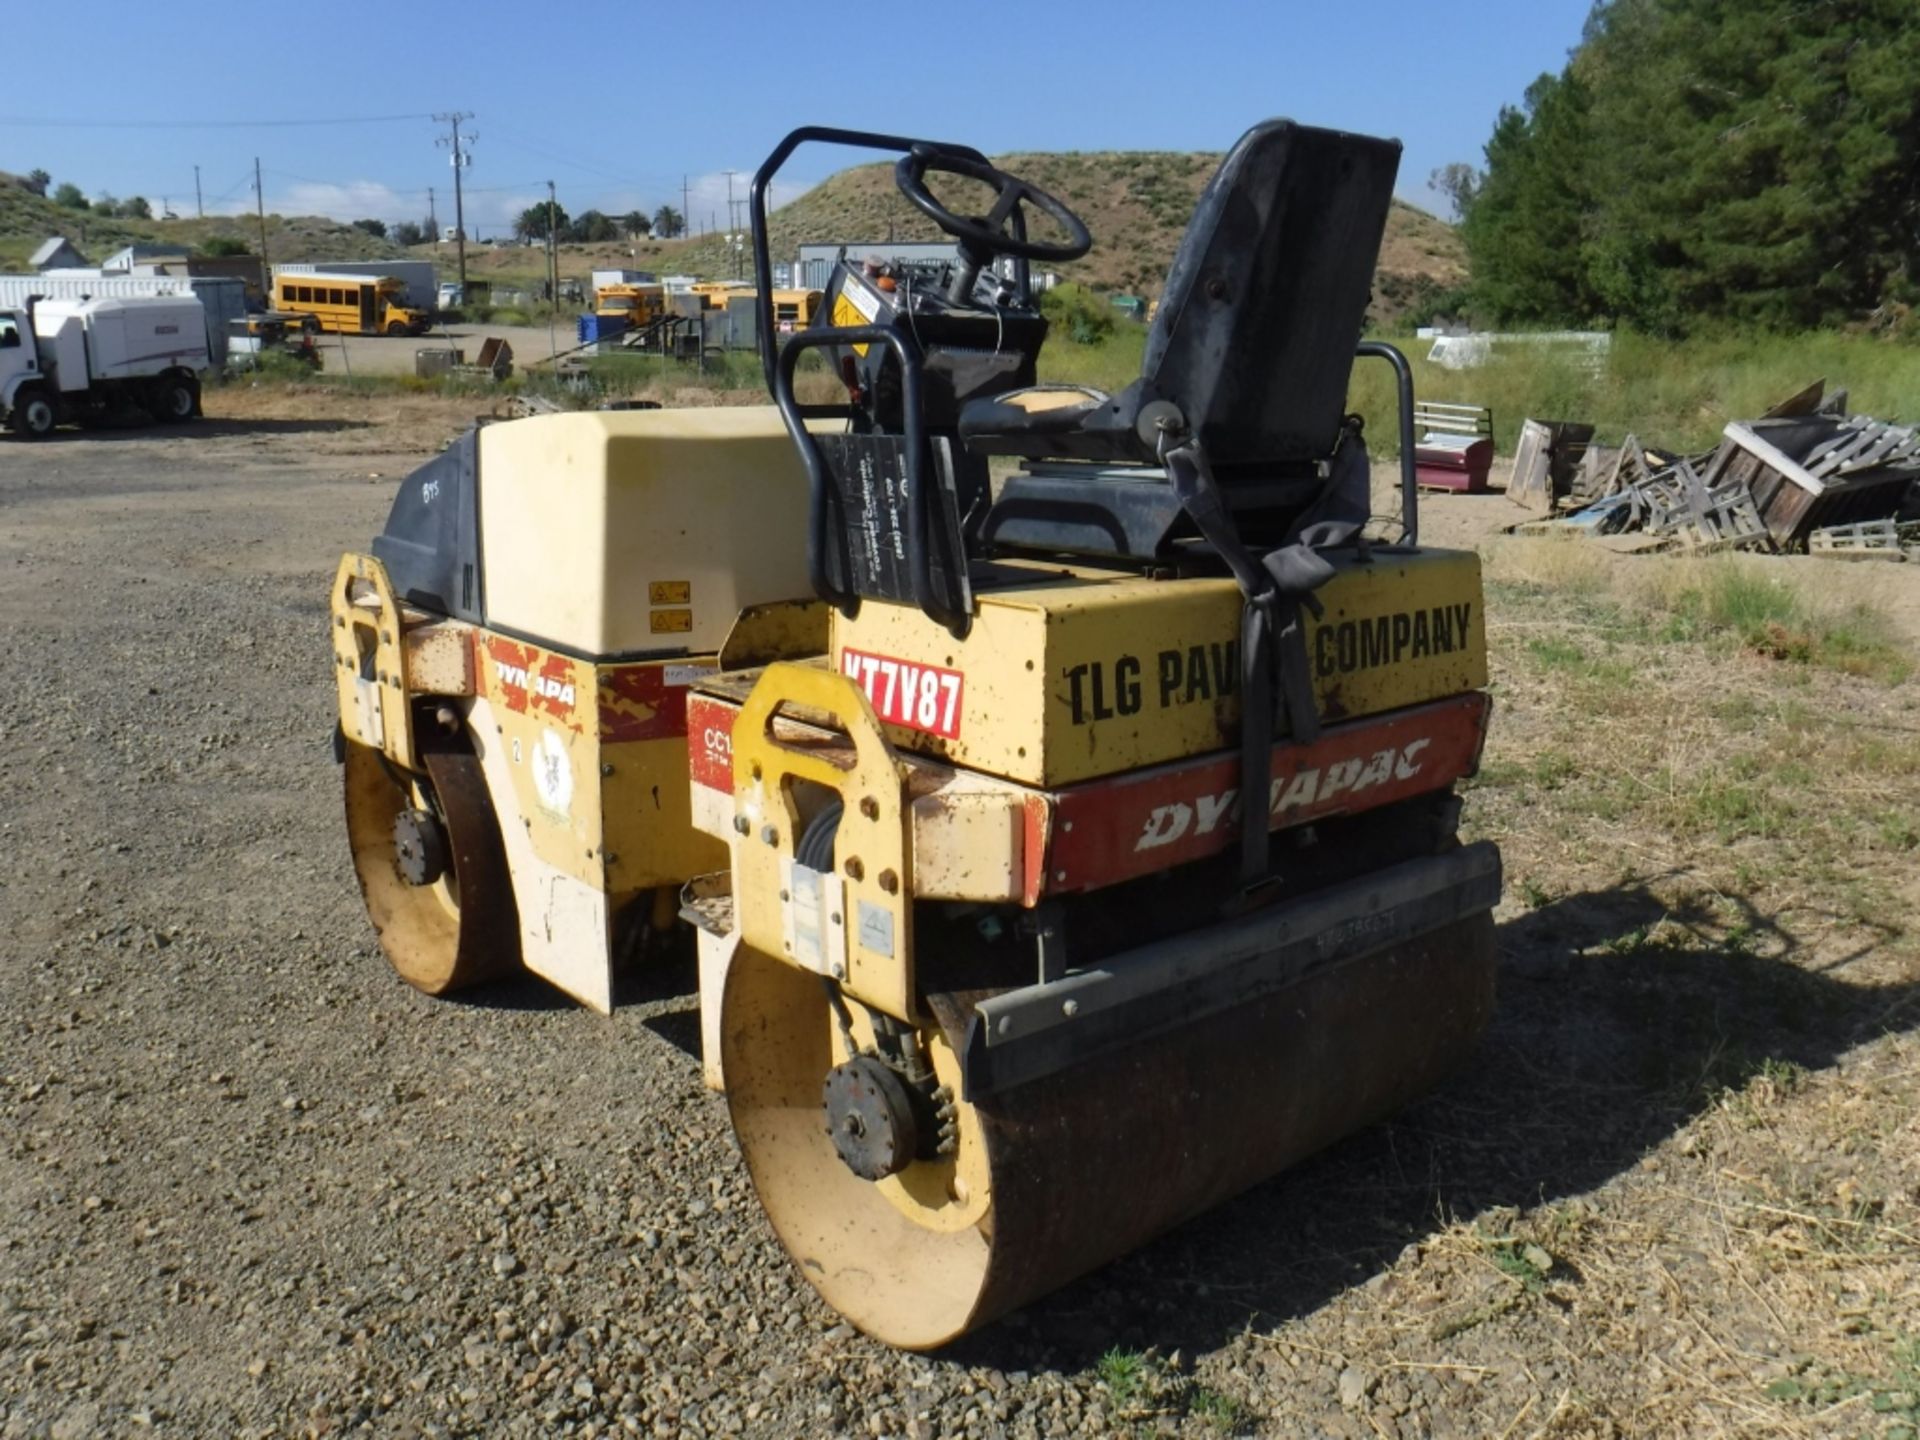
[
  {"x1": 441, "y1": 973, "x2": 576, "y2": 1012},
  {"x1": 944, "y1": 881, "x2": 1920, "y2": 1372},
  {"x1": 55, "y1": 417, "x2": 376, "y2": 441},
  {"x1": 439, "y1": 930, "x2": 702, "y2": 1021}
]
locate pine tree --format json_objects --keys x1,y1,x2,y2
[{"x1": 1459, "y1": 0, "x2": 1920, "y2": 330}]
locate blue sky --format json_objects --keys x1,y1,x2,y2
[{"x1": 3, "y1": 0, "x2": 1590, "y2": 235}]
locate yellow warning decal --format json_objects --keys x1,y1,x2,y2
[
  {"x1": 649, "y1": 608, "x2": 693, "y2": 634},
  {"x1": 649, "y1": 580, "x2": 691, "y2": 605},
  {"x1": 831, "y1": 274, "x2": 881, "y2": 357}
]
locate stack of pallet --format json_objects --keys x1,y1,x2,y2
[{"x1": 1517, "y1": 382, "x2": 1920, "y2": 557}]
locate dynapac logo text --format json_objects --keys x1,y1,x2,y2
[
  {"x1": 1134, "y1": 738, "x2": 1431, "y2": 851},
  {"x1": 495, "y1": 661, "x2": 576, "y2": 707},
  {"x1": 841, "y1": 648, "x2": 964, "y2": 739}
]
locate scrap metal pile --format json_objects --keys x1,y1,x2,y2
[{"x1": 1508, "y1": 382, "x2": 1920, "y2": 559}]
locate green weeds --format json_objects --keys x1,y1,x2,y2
[
  {"x1": 1654, "y1": 566, "x2": 1910, "y2": 683},
  {"x1": 1339, "y1": 327, "x2": 1920, "y2": 458},
  {"x1": 1093, "y1": 1348, "x2": 1254, "y2": 1434},
  {"x1": 1767, "y1": 1333, "x2": 1920, "y2": 1434},
  {"x1": 1096, "y1": 1347, "x2": 1147, "y2": 1409},
  {"x1": 1487, "y1": 1238, "x2": 1555, "y2": 1291}
]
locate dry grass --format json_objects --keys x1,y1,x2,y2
[
  {"x1": 1416, "y1": 549, "x2": 1918, "y2": 1436},
  {"x1": 1107, "y1": 542, "x2": 1920, "y2": 1438}
]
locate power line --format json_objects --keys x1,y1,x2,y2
[
  {"x1": 0, "y1": 111, "x2": 437, "y2": 130},
  {"x1": 208, "y1": 169, "x2": 254, "y2": 204},
  {"x1": 483, "y1": 125, "x2": 661, "y2": 192},
  {"x1": 259, "y1": 166, "x2": 547, "y2": 198}
]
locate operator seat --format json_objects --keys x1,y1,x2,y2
[{"x1": 958, "y1": 120, "x2": 1401, "y2": 474}]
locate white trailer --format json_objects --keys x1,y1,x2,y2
[
  {"x1": 591, "y1": 268, "x2": 657, "y2": 290},
  {"x1": 276, "y1": 260, "x2": 438, "y2": 313},
  {"x1": 0, "y1": 295, "x2": 210, "y2": 438}
]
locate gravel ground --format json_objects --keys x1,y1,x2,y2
[
  {"x1": 323, "y1": 323, "x2": 576, "y2": 378},
  {"x1": 0, "y1": 409, "x2": 1209, "y2": 1439},
  {"x1": 2, "y1": 397, "x2": 1915, "y2": 1439}
]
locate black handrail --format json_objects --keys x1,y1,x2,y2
[
  {"x1": 1356, "y1": 341, "x2": 1419, "y2": 547},
  {"x1": 750, "y1": 126, "x2": 995, "y2": 402},
  {"x1": 772, "y1": 324, "x2": 969, "y2": 639}
]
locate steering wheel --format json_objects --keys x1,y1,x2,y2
[{"x1": 894, "y1": 146, "x2": 1093, "y2": 264}]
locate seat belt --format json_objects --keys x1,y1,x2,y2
[{"x1": 1161, "y1": 425, "x2": 1370, "y2": 888}]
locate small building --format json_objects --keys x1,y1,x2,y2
[
  {"x1": 101, "y1": 243, "x2": 189, "y2": 272},
  {"x1": 132, "y1": 256, "x2": 269, "y2": 305},
  {"x1": 793, "y1": 241, "x2": 1034, "y2": 292},
  {"x1": 30, "y1": 237, "x2": 87, "y2": 272},
  {"x1": 591, "y1": 269, "x2": 657, "y2": 290},
  {"x1": 794, "y1": 241, "x2": 957, "y2": 290}
]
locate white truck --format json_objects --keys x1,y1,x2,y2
[{"x1": 0, "y1": 295, "x2": 210, "y2": 438}]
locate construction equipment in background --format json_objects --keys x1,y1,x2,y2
[
  {"x1": 683, "y1": 121, "x2": 1502, "y2": 1348},
  {"x1": 330, "y1": 408, "x2": 821, "y2": 1012},
  {"x1": 273, "y1": 271, "x2": 429, "y2": 337},
  {"x1": 2, "y1": 294, "x2": 209, "y2": 437}
]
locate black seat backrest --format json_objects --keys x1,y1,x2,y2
[{"x1": 1143, "y1": 120, "x2": 1401, "y2": 465}]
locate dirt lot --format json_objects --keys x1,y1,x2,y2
[
  {"x1": 1, "y1": 388, "x2": 1916, "y2": 1439},
  {"x1": 320, "y1": 322, "x2": 576, "y2": 378}
]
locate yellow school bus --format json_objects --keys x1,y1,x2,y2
[
  {"x1": 688, "y1": 280, "x2": 751, "y2": 311},
  {"x1": 768, "y1": 288, "x2": 823, "y2": 332},
  {"x1": 706, "y1": 287, "x2": 823, "y2": 332},
  {"x1": 272, "y1": 272, "x2": 427, "y2": 337},
  {"x1": 594, "y1": 282, "x2": 669, "y2": 328}
]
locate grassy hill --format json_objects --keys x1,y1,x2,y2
[
  {"x1": 0, "y1": 169, "x2": 405, "y2": 271},
  {"x1": 459, "y1": 150, "x2": 1466, "y2": 326},
  {"x1": 5, "y1": 152, "x2": 1466, "y2": 326}
]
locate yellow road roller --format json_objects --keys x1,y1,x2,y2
[
  {"x1": 680, "y1": 122, "x2": 1503, "y2": 1348},
  {"x1": 330, "y1": 407, "x2": 823, "y2": 1012}
]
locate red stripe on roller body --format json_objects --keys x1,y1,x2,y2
[{"x1": 1043, "y1": 694, "x2": 1490, "y2": 894}]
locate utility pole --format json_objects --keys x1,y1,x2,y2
[
  {"x1": 434, "y1": 112, "x2": 476, "y2": 291},
  {"x1": 546, "y1": 179, "x2": 559, "y2": 360},
  {"x1": 194, "y1": 164, "x2": 203, "y2": 218},
  {"x1": 723, "y1": 169, "x2": 740, "y2": 277},
  {"x1": 546, "y1": 180, "x2": 559, "y2": 300},
  {"x1": 682, "y1": 175, "x2": 690, "y2": 239},
  {"x1": 253, "y1": 157, "x2": 269, "y2": 263},
  {"x1": 428, "y1": 187, "x2": 437, "y2": 248}
]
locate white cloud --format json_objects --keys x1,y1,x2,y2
[
  {"x1": 280, "y1": 180, "x2": 416, "y2": 223},
  {"x1": 674, "y1": 170, "x2": 812, "y2": 235},
  {"x1": 208, "y1": 179, "x2": 419, "y2": 226},
  {"x1": 201, "y1": 168, "x2": 819, "y2": 240}
]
